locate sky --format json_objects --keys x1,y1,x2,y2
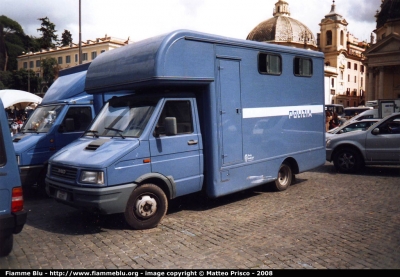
[{"x1": 2, "y1": 0, "x2": 382, "y2": 45}]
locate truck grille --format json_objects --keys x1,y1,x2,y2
[{"x1": 51, "y1": 165, "x2": 77, "y2": 181}]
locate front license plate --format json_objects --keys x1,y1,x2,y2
[{"x1": 56, "y1": 190, "x2": 68, "y2": 201}]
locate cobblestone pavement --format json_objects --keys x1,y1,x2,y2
[{"x1": 1, "y1": 163, "x2": 399, "y2": 269}]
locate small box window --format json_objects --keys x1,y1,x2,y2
[
  {"x1": 258, "y1": 53, "x2": 282, "y2": 75},
  {"x1": 294, "y1": 57, "x2": 313, "y2": 77}
]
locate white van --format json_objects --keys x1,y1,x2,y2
[
  {"x1": 343, "y1": 107, "x2": 374, "y2": 120},
  {"x1": 347, "y1": 109, "x2": 379, "y2": 123}
]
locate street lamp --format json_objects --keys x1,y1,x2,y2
[
  {"x1": 22, "y1": 51, "x2": 31, "y2": 92},
  {"x1": 79, "y1": 0, "x2": 82, "y2": 64}
]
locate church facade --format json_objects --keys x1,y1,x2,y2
[
  {"x1": 246, "y1": 0, "x2": 373, "y2": 107},
  {"x1": 364, "y1": 0, "x2": 400, "y2": 102}
]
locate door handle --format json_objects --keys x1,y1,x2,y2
[{"x1": 188, "y1": 140, "x2": 198, "y2": 145}]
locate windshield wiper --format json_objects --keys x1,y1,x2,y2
[
  {"x1": 105, "y1": 127, "x2": 125, "y2": 139},
  {"x1": 84, "y1": 130, "x2": 99, "y2": 138}
]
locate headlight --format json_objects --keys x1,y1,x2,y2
[
  {"x1": 326, "y1": 139, "x2": 331, "y2": 147},
  {"x1": 80, "y1": 171, "x2": 104, "y2": 185}
]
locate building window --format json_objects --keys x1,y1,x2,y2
[
  {"x1": 100, "y1": 50, "x2": 106, "y2": 53},
  {"x1": 29, "y1": 61, "x2": 34, "y2": 68},
  {"x1": 66, "y1": 55, "x2": 71, "y2": 64},
  {"x1": 82, "y1": 53, "x2": 88, "y2": 61},
  {"x1": 347, "y1": 62, "x2": 351, "y2": 69},
  {"x1": 294, "y1": 57, "x2": 312, "y2": 77},
  {"x1": 258, "y1": 53, "x2": 282, "y2": 75},
  {"x1": 348, "y1": 75, "x2": 350, "y2": 82},
  {"x1": 75, "y1": 54, "x2": 78, "y2": 62},
  {"x1": 361, "y1": 65, "x2": 364, "y2": 73},
  {"x1": 326, "y1": 31, "x2": 332, "y2": 46},
  {"x1": 23, "y1": 62, "x2": 27, "y2": 69},
  {"x1": 354, "y1": 64, "x2": 358, "y2": 70},
  {"x1": 58, "y1": 57, "x2": 63, "y2": 64},
  {"x1": 361, "y1": 77, "x2": 363, "y2": 85},
  {"x1": 354, "y1": 76, "x2": 357, "y2": 83},
  {"x1": 91, "y1": 51, "x2": 97, "y2": 60},
  {"x1": 340, "y1": 31, "x2": 344, "y2": 46},
  {"x1": 331, "y1": 78, "x2": 334, "y2": 88},
  {"x1": 340, "y1": 71, "x2": 343, "y2": 80},
  {"x1": 36, "y1": 60, "x2": 40, "y2": 67}
]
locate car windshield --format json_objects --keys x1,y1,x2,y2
[
  {"x1": 21, "y1": 105, "x2": 63, "y2": 133},
  {"x1": 86, "y1": 96, "x2": 158, "y2": 138}
]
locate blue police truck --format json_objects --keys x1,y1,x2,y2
[
  {"x1": 46, "y1": 30, "x2": 325, "y2": 229},
  {"x1": 0, "y1": 99, "x2": 27, "y2": 256},
  {"x1": 13, "y1": 63, "x2": 97, "y2": 191}
]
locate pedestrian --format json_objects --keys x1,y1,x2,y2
[
  {"x1": 11, "y1": 120, "x2": 19, "y2": 136},
  {"x1": 325, "y1": 111, "x2": 332, "y2": 132},
  {"x1": 329, "y1": 112, "x2": 340, "y2": 130}
]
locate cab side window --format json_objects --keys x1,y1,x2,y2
[
  {"x1": 154, "y1": 101, "x2": 193, "y2": 137},
  {"x1": 61, "y1": 107, "x2": 92, "y2": 132}
]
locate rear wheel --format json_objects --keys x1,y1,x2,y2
[
  {"x1": 0, "y1": 234, "x2": 13, "y2": 257},
  {"x1": 334, "y1": 148, "x2": 361, "y2": 173},
  {"x1": 124, "y1": 184, "x2": 168, "y2": 230},
  {"x1": 274, "y1": 163, "x2": 293, "y2": 191}
]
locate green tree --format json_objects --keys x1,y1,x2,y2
[
  {"x1": 0, "y1": 15, "x2": 24, "y2": 71},
  {"x1": 10, "y1": 68, "x2": 40, "y2": 92},
  {"x1": 37, "y1": 17, "x2": 58, "y2": 49},
  {"x1": 60, "y1": 30, "x2": 73, "y2": 46},
  {"x1": 41, "y1": 57, "x2": 59, "y2": 88}
]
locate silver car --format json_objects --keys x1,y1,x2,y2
[
  {"x1": 326, "y1": 113, "x2": 400, "y2": 173},
  {"x1": 326, "y1": 119, "x2": 379, "y2": 139}
]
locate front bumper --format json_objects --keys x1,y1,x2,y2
[{"x1": 46, "y1": 178, "x2": 137, "y2": 214}]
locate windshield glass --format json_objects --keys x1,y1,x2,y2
[
  {"x1": 21, "y1": 105, "x2": 64, "y2": 133},
  {"x1": 87, "y1": 96, "x2": 158, "y2": 138}
]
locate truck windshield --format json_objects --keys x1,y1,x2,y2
[
  {"x1": 21, "y1": 105, "x2": 64, "y2": 133},
  {"x1": 86, "y1": 96, "x2": 158, "y2": 138}
]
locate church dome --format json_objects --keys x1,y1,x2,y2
[
  {"x1": 247, "y1": 0, "x2": 317, "y2": 50},
  {"x1": 376, "y1": 0, "x2": 400, "y2": 29}
]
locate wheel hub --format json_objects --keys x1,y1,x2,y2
[{"x1": 136, "y1": 195, "x2": 157, "y2": 218}]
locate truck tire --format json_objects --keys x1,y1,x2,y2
[
  {"x1": 0, "y1": 234, "x2": 13, "y2": 257},
  {"x1": 274, "y1": 162, "x2": 292, "y2": 191},
  {"x1": 124, "y1": 184, "x2": 168, "y2": 230},
  {"x1": 334, "y1": 147, "x2": 361, "y2": 173}
]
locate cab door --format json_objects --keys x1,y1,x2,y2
[{"x1": 149, "y1": 99, "x2": 202, "y2": 197}]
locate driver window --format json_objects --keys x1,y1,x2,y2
[
  {"x1": 154, "y1": 101, "x2": 193, "y2": 137},
  {"x1": 61, "y1": 107, "x2": 92, "y2": 132},
  {"x1": 378, "y1": 116, "x2": 400, "y2": 134}
]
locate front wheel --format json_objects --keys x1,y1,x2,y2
[
  {"x1": 273, "y1": 163, "x2": 293, "y2": 191},
  {"x1": 124, "y1": 184, "x2": 168, "y2": 230},
  {"x1": 333, "y1": 148, "x2": 361, "y2": 173}
]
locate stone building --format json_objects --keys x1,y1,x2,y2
[
  {"x1": 318, "y1": 0, "x2": 368, "y2": 107},
  {"x1": 17, "y1": 35, "x2": 131, "y2": 80},
  {"x1": 364, "y1": 0, "x2": 400, "y2": 101}
]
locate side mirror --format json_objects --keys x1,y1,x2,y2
[
  {"x1": 164, "y1": 117, "x2": 177, "y2": 136},
  {"x1": 372, "y1": 128, "x2": 380, "y2": 135}
]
